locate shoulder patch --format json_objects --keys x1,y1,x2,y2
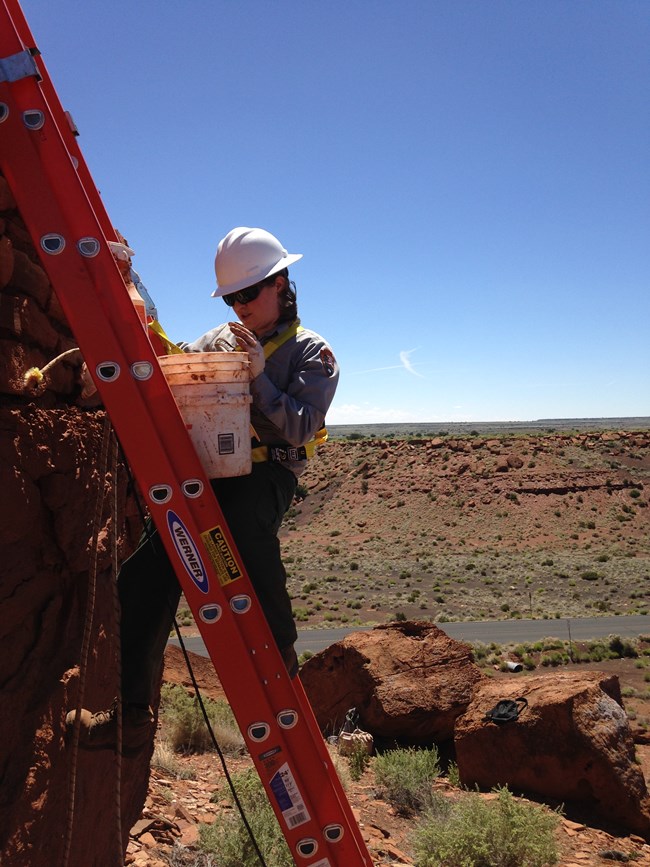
[{"x1": 320, "y1": 347, "x2": 336, "y2": 377}]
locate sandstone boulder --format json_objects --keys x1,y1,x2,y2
[
  {"x1": 300, "y1": 621, "x2": 483, "y2": 743},
  {"x1": 454, "y1": 671, "x2": 650, "y2": 837}
]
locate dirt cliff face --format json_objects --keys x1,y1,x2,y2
[{"x1": 0, "y1": 171, "x2": 147, "y2": 865}]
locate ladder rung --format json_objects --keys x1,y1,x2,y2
[{"x1": 0, "y1": 47, "x2": 39, "y2": 83}]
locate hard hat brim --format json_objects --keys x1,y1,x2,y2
[{"x1": 211, "y1": 252, "x2": 303, "y2": 298}]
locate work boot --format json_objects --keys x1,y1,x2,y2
[
  {"x1": 280, "y1": 645, "x2": 299, "y2": 679},
  {"x1": 65, "y1": 700, "x2": 154, "y2": 756}
]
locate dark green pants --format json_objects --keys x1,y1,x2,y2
[{"x1": 119, "y1": 462, "x2": 297, "y2": 706}]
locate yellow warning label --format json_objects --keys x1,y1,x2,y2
[{"x1": 200, "y1": 525, "x2": 243, "y2": 587}]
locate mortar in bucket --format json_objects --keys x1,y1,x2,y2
[{"x1": 159, "y1": 352, "x2": 252, "y2": 478}]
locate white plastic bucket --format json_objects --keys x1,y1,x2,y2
[{"x1": 159, "y1": 352, "x2": 252, "y2": 478}]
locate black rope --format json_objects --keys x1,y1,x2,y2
[
  {"x1": 120, "y1": 448, "x2": 269, "y2": 867},
  {"x1": 170, "y1": 617, "x2": 269, "y2": 867}
]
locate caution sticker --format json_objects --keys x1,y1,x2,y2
[
  {"x1": 269, "y1": 763, "x2": 310, "y2": 830},
  {"x1": 200, "y1": 525, "x2": 243, "y2": 587}
]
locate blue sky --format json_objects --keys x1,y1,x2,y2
[{"x1": 23, "y1": 0, "x2": 650, "y2": 423}]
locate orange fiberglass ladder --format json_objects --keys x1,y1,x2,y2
[{"x1": 0, "y1": 2, "x2": 374, "y2": 865}]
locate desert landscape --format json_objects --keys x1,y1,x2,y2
[{"x1": 276, "y1": 422, "x2": 650, "y2": 631}]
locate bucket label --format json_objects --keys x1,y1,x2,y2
[
  {"x1": 200, "y1": 524, "x2": 243, "y2": 587},
  {"x1": 167, "y1": 511, "x2": 209, "y2": 593},
  {"x1": 218, "y1": 433, "x2": 235, "y2": 455}
]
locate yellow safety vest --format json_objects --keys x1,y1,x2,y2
[{"x1": 148, "y1": 319, "x2": 184, "y2": 355}]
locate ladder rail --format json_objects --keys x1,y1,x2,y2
[
  {"x1": 3, "y1": 0, "x2": 118, "y2": 244},
  {"x1": 0, "y1": 3, "x2": 373, "y2": 864}
]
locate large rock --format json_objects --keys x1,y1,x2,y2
[
  {"x1": 300, "y1": 621, "x2": 483, "y2": 743},
  {"x1": 454, "y1": 671, "x2": 650, "y2": 838},
  {"x1": 0, "y1": 175, "x2": 147, "y2": 866}
]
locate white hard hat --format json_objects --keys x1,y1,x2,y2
[{"x1": 212, "y1": 227, "x2": 303, "y2": 298}]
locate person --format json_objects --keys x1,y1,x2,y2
[{"x1": 67, "y1": 227, "x2": 339, "y2": 752}]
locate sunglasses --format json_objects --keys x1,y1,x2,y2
[{"x1": 223, "y1": 278, "x2": 272, "y2": 307}]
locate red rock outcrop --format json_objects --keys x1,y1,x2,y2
[
  {"x1": 0, "y1": 170, "x2": 148, "y2": 865},
  {"x1": 300, "y1": 621, "x2": 483, "y2": 742},
  {"x1": 454, "y1": 671, "x2": 650, "y2": 838}
]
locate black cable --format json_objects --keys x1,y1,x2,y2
[
  {"x1": 120, "y1": 448, "x2": 269, "y2": 867},
  {"x1": 170, "y1": 617, "x2": 270, "y2": 867}
]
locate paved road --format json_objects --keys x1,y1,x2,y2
[{"x1": 169, "y1": 614, "x2": 650, "y2": 658}]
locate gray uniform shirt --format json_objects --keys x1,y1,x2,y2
[{"x1": 184, "y1": 319, "x2": 339, "y2": 477}]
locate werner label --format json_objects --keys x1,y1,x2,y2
[{"x1": 166, "y1": 511, "x2": 209, "y2": 593}]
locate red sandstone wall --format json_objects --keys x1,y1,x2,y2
[{"x1": 0, "y1": 171, "x2": 149, "y2": 865}]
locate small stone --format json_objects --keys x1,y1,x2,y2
[{"x1": 180, "y1": 824, "x2": 200, "y2": 846}]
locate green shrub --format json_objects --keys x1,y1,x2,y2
[
  {"x1": 413, "y1": 786, "x2": 560, "y2": 866},
  {"x1": 175, "y1": 606, "x2": 194, "y2": 627},
  {"x1": 447, "y1": 761, "x2": 461, "y2": 788},
  {"x1": 347, "y1": 741, "x2": 372, "y2": 781},
  {"x1": 374, "y1": 747, "x2": 440, "y2": 815},
  {"x1": 540, "y1": 651, "x2": 568, "y2": 667},
  {"x1": 472, "y1": 644, "x2": 489, "y2": 662},
  {"x1": 160, "y1": 684, "x2": 243, "y2": 754},
  {"x1": 200, "y1": 769, "x2": 293, "y2": 867},
  {"x1": 580, "y1": 570, "x2": 602, "y2": 581},
  {"x1": 609, "y1": 635, "x2": 639, "y2": 659}
]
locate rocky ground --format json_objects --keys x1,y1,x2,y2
[
  {"x1": 123, "y1": 647, "x2": 650, "y2": 867},
  {"x1": 125, "y1": 428, "x2": 650, "y2": 867}
]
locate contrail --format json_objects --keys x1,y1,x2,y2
[
  {"x1": 349, "y1": 364, "x2": 406, "y2": 375},
  {"x1": 399, "y1": 349, "x2": 425, "y2": 378},
  {"x1": 350, "y1": 351, "x2": 428, "y2": 377}
]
